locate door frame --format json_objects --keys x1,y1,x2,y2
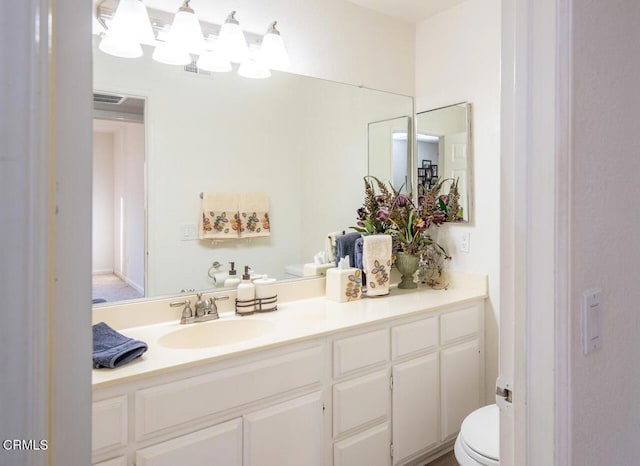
[{"x1": 500, "y1": 0, "x2": 572, "y2": 464}]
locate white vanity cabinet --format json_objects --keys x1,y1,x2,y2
[
  {"x1": 92, "y1": 340, "x2": 326, "y2": 466},
  {"x1": 92, "y1": 297, "x2": 485, "y2": 466},
  {"x1": 330, "y1": 301, "x2": 484, "y2": 466}
]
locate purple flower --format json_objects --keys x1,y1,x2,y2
[
  {"x1": 395, "y1": 194, "x2": 410, "y2": 207},
  {"x1": 357, "y1": 207, "x2": 367, "y2": 220},
  {"x1": 432, "y1": 211, "x2": 446, "y2": 225},
  {"x1": 413, "y1": 217, "x2": 427, "y2": 232},
  {"x1": 357, "y1": 220, "x2": 365, "y2": 227},
  {"x1": 376, "y1": 208, "x2": 389, "y2": 221},
  {"x1": 438, "y1": 194, "x2": 449, "y2": 205},
  {"x1": 375, "y1": 194, "x2": 387, "y2": 204}
]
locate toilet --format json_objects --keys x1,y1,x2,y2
[{"x1": 454, "y1": 404, "x2": 500, "y2": 466}]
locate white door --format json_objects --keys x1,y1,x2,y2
[
  {"x1": 391, "y1": 353, "x2": 439, "y2": 464},
  {"x1": 135, "y1": 418, "x2": 242, "y2": 466},
  {"x1": 243, "y1": 392, "x2": 324, "y2": 466}
]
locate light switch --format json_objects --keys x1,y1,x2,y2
[
  {"x1": 181, "y1": 223, "x2": 197, "y2": 241},
  {"x1": 460, "y1": 231, "x2": 470, "y2": 253},
  {"x1": 582, "y1": 288, "x2": 602, "y2": 355}
]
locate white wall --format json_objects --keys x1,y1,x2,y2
[
  {"x1": 414, "y1": 0, "x2": 501, "y2": 403},
  {"x1": 113, "y1": 122, "x2": 145, "y2": 292},
  {"x1": 93, "y1": 131, "x2": 115, "y2": 273},
  {"x1": 570, "y1": 2, "x2": 640, "y2": 464}
]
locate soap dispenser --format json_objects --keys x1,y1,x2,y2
[
  {"x1": 236, "y1": 266, "x2": 256, "y2": 314},
  {"x1": 223, "y1": 262, "x2": 241, "y2": 288}
]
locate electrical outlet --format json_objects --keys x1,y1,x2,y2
[{"x1": 460, "y1": 231, "x2": 470, "y2": 253}]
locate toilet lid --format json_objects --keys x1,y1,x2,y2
[{"x1": 460, "y1": 404, "x2": 500, "y2": 461}]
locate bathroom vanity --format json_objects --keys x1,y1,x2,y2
[{"x1": 92, "y1": 273, "x2": 486, "y2": 466}]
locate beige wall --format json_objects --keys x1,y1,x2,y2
[
  {"x1": 414, "y1": 0, "x2": 501, "y2": 404},
  {"x1": 570, "y1": 2, "x2": 640, "y2": 464}
]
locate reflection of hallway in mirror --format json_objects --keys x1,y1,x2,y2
[{"x1": 92, "y1": 273, "x2": 143, "y2": 303}]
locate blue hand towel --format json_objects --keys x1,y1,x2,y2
[
  {"x1": 92, "y1": 322, "x2": 148, "y2": 369},
  {"x1": 335, "y1": 232, "x2": 361, "y2": 268},
  {"x1": 354, "y1": 236, "x2": 367, "y2": 286},
  {"x1": 354, "y1": 237, "x2": 364, "y2": 270}
]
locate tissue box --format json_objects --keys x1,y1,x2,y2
[{"x1": 325, "y1": 268, "x2": 363, "y2": 303}]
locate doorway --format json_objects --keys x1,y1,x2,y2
[{"x1": 92, "y1": 94, "x2": 146, "y2": 303}]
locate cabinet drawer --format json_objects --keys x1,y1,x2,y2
[
  {"x1": 334, "y1": 423, "x2": 391, "y2": 466},
  {"x1": 93, "y1": 457, "x2": 127, "y2": 466},
  {"x1": 333, "y1": 370, "x2": 389, "y2": 437},
  {"x1": 92, "y1": 395, "x2": 128, "y2": 454},
  {"x1": 333, "y1": 329, "x2": 389, "y2": 378},
  {"x1": 440, "y1": 304, "x2": 481, "y2": 345},
  {"x1": 391, "y1": 317, "x2": 438, "y2": 360},
  {"x1": 136, "y1": 419, "x2": 242, "y2": 466},
  {"x1": 135, "y1": 346, "x2": 322, "y2": 440}
]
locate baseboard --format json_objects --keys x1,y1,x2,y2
[{"x1": 92, "y1": 269, "x2": 114, "y2": 275}]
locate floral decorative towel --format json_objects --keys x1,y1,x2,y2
[
  {"x1": 238, "y1": 192, "x2": 270, "y2": 238},
  {"x1": 363, "y1": 234, "x2": 392, "y2": 296},
  {"x1": 199, "y1": 193, "x2": 240, "y2": 239}
]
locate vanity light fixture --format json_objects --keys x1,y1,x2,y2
[
  {"x1": 217, "y1": 11, "x2": 249, "y2": 64},
  {"x1": 152, "y1": 0, "x2": 205, "y2": 66},
  {"x1": 99, "y1": 0, "x2": 154, "y2": 58},
  {"x1": 95, "y1": 2, "x2": 291, "y2": 78},
  {"x1": 259, "y1": 22, "x2": 290, "y2": 70}
]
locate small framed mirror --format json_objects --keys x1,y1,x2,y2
[{"x1": 416, "y1": 102, "x2": 472, "y2": 223}]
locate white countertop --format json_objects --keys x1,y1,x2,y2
[{"x1": 92, "y1": 272, "x2": 487, "y2": 389}]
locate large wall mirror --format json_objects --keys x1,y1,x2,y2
[
  {"x1": 416, "y1": 103, "x2": 472, "y2": 223},
  {"x1": 92, "y1": 38, "x2": 413, "y2": 306},
  {"x1": 368, "y1": 116, "x2": 412, "y2": 193}
]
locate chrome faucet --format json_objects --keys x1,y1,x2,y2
[{"x1": 171, "y1": 294, "x2": 229, "y2": 324}]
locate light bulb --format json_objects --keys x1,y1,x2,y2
[{"x1": 99, "y1": 0, "x2": 153, "y2": 58}]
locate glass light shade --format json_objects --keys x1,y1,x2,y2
[
  {"x1": 260, "y1": 24, "x2": 290, "y2": 70},
  {"x1": 99, "y1": 34, "x2": 143, "y2": 58},
  {"x1": 129, "y1": 0, "x2": 155, "y2": 44},
  {"x1": 99, "y1": 0, "x2": 153, "y2": 58},
  {"x1": 238, "y1": 54, "x2": 271, "y2": 79},
  {"x1": 218, "y1": 12, "x2": 249, "y2": 63},
  {"x1": 152, "y1": 42, "x2": 191, "y2": 65},
  {"x1": 166, "y1": 8, "x2": 205, "y2": 55},
  {"x1": 197, "y1": 51, "x2": 232, "y2": 72}
]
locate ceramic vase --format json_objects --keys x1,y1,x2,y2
[{"x1": 395, "y1": 252, "x2": 419, "y2": 289}]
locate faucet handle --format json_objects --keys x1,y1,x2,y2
[
  {"x1": 207, "y1": 295, "x2": 229, "y2": 315},
  {"x1": 171, "y1": 299, "x2": 194, "y2": 324}
]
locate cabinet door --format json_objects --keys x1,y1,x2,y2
[
  {"x1": 135, "y1": 418, "x2": 242, "y2": 466},
  {"x1": 243, "y1": 392, "x2": 323, "y2": 466},
  {"x1": 441, "y1": 339, "x2": 481, "y2": 441},
  {"x1": 334, "y1": 423, "x2": 391, "y2": 466},
  {"x1": 391, "y1": 353, "x2": 439, "y2": 464}
]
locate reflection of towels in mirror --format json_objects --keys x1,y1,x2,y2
[
  {"x1": 199, "y1": 193, "x2": 240, "y2": 239},
  {"x1": 363, "y1": 234, "x2": 392, "y2": 296},
  {"x1": 325, "y1": 231, "x2": 345, "y2": 264},
  {"x1": 239, "y1": 193, "x2": 270, "y2": 238}
]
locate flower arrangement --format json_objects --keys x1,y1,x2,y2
[{"x1": 353, "y1": 176, "x2": 460, "y2": 286}]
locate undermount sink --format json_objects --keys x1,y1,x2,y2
[{"x1": 158, "y1": 319, "x2": 276, "y2": 349}]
